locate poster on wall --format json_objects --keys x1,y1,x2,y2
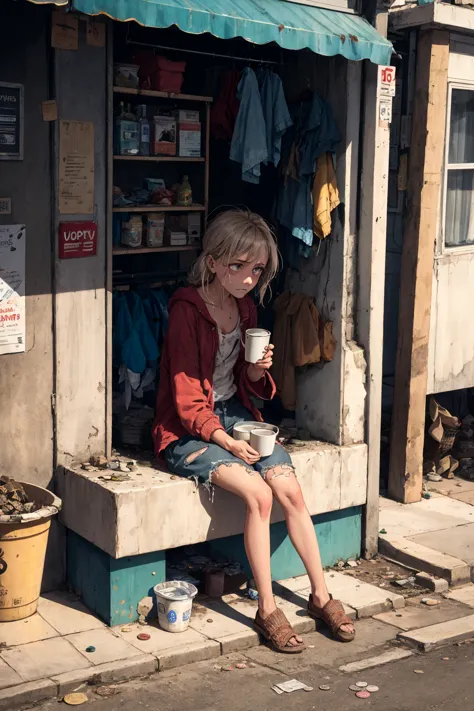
[
  {"x1": 0, "y1": 224, "x2": 26, "y2": 356},
  {"x1": 0, "y1": 82, "x2": 24, "y2": 161},
  {"x1": 59, "y1": 120, "x2": 94, "y2": 214}
]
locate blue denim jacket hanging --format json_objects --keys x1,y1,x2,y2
[
  {"x1": 260, "y1": 71, "x2": 293, "y2": 168},
  {"x1": 230, "y1": 67, "x2": 268, "y2": 184}
]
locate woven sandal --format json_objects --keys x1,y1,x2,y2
[
  {"x1": 254, "y1": 608, "x2": 306, "y2": 654},
  {"x1": 308, "y1": 594, "x2": 355, "y2": 643}
]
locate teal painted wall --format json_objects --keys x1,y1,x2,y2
[
  {"x1": 67, "y1": 532, "x2": 165, "y2": 626},
  {"x1": 208, "y1": 506, "x2": 362, "y2": 580}
]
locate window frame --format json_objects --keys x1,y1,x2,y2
[{"x1": 441, "y1": 80, "x2": 474, "y2": 254}]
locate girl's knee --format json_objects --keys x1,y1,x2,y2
[
  {"x1": 247, "y1": 482, "x2": 273, "y2": 520},
  {"x1": 269, "y1": 471, "x2": 305, "y2": 513}
]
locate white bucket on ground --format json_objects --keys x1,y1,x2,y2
[{"x1": 154, "y1": 581, "x2": 198, "y2": 633}]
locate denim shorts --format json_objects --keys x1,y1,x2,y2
[{"x1": 164, "y1": 397, "x2": 293, "y2": 487}]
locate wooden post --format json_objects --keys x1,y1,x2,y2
[{"x1": 388, "y1": 30, "x2": 449, "y2": 503}]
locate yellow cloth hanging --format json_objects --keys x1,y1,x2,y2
[{"x1": 312, "y1": 153, "x2": 340, "y2": 239}]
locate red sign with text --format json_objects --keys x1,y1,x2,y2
[{"x1": 58, "y1": 221, "x2": 97, "y2": 259}]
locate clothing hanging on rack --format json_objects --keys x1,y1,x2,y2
[
  {"x1": 211, "y1": 69, "x2": 241, "y2": 141},
  {"x1": 312, "y1": 153, "x2": 340, "y2": 240},
  {"x1": 230, "y1": 67, "x2": 268, "y2": 184},
  {"x1": 277, "y1": 93, "x2": 340, "y2": 251},
  {"x1": 259, "y1": 71, "x2": 292, "y2": 168}
]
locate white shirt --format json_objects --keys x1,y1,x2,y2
[{"x1": 213, "y1": 322, "x2": 241, "y2": 402}]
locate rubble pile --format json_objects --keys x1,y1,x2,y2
[{"x1": 0, "y1": 476, "x2": 36, "y2": 515}]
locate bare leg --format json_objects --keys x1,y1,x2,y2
[
  {"x1": 266, "y1": 467, "x2": 354, "y2": 635},
  {"x1": 211, "y1": 462, "x2": 302, "y2": 646}
]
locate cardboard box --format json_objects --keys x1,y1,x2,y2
[
  {"x1": 153, "y1": 115, "x2": 176, "y2": 156},
  {"x1": 179, "y1": 110, "x2": 200, "y2": 123},
  {"x1": 179, "y1": 122, "x2": 201, "y2": 157},
  {"x1": 167, "y1": 230, "x2": 187, "y2": 246}
]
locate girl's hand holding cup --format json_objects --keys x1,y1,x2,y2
[{"x1": 247, "y1": 344, "x2": 274, "y2": 382}]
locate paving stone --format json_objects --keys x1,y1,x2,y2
[
  {"x1": 66, "y1": 628, "x2": 143, "y2": 665},
  {"x1": 38, "y1": 591, "x2": 105, "y2": 635},
  {"x1": 451, "y1": 491, "x2": 474, "y2": 506},
  {"x1": 409, "y1": 523, "x2": 474, "y2": 568},
  {"x1": 445, "y1": 584, "x2": 474, "y2": 607},
  {"x1": 338, "y1": 648, "x2": 413, "y2": 672},
  {"x1": 114, "y1": 621, "x2": 209, "y2": 655},
  {"x1": 398, "y1": 613, "x2": 474, "y2": 651},
  {"x1": 0, "y1": 614, "x2": 58, "y2": 649},
  {"x1": 157, "y1": 640, "x2": 221, "y2": 671},
  {"x1": 1, "y1": 637, "x2": 91, "y2": 682},
  {"x1": 415, "y1": 572, "x2": 449, "y2": 593},
  {"x1": 0, "y1": 659, "x2": 22, "y2": 690},
  {"x1": 373, "y1": 595, "x2": 473, "y2": 631},
  {"x1": 51, "y1": 655, "x2": 157, "y2": 695},
  {"x1": 277, "y1": 575, "x2": 311, "y2": 594},
  {"x1": 190, "y1": 599, "x2": 255, "y2": 639},
  {"x1": 245, "y1": 619, "x2": 397, "y2": 672},
  {"x1": 0, "y1": 679, "x2": 57, "y2": 710},
  {"x1": 322, "y1": 571, "x2": 404, "y2": 617},
  {"x1": 379, "y1": 500, "x2": 471, "y2": 538},
  {"x1": 379, "y1": 537, "x2": 471, "y2": 586}
]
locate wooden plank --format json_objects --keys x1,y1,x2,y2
[
  {"x1": 113, "y1": 245, "x2": 199, "y2": 256},
  {"x1": 357, "y1": 62, "x2": 391, "y2": 556},
  {"x1": 113, "y1": 86, "x2": 212, "y2": 103},
  {"x1": 114, "y1": 155, "x2": 205, "y2": 162},
  {"x1": 113, "y1": 204, "x2": 205, "y2": 213},
  {"x1": 389, "y1": 30, "x2": 450, "y2": 504}
]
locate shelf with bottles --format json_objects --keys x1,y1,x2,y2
[{"x1": 115, "y1": 100, "x2": 204, "y2": 161}]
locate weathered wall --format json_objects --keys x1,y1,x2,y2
[
  {"x1": 0, "y1": 4, "x2": 54, "y2": 488},
  {"x1": 54, "y1": 19, "x2": 107, "y2": 466},
  {"x1": 427, "y1": 35, "x2": 474, "y2": 394},
  {"x1": 284, "y1": 55, "x2": 366, "y2": 446}
]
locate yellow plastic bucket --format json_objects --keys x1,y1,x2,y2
[{"x1": 0, "y1": 483, "x2": 61, "y2": 622}]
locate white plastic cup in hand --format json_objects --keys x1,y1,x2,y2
[
  {"x1": 245, "y1": 328, "x2": 271, "y2": 364},
  {"x1": 250, "y1": 428, "x2": 277, "y2": 457}
]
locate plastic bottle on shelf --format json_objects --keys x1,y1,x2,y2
[
  {"x1": 176, "y1": 175, "x2": 193, "y2": 207},
  {"x1": 115, "y1": 102, "x2": 139, "y2": 155},
  {"x1": 138, "y1": 104, "x2": 150, "y2": 156}
]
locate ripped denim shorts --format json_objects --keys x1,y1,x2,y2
[{"x1": 164, "y1": 396, "x2": 294, "y2": 488}]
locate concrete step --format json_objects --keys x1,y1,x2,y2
[{"x1": 398, "y1": 613, "x2": 474, "y2": 652}]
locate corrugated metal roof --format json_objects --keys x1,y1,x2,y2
[{"x1": 71, "y1": 0, "x2": 392, "y2": 65}]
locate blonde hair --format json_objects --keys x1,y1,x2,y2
[{"x1": 189, "y1": 210, "x2": 279, "y2": 303}]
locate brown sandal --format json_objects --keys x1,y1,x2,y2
[
  {"x1": 254, "y1": 608, "x2": 306, "y2": 654},
  {"x1": 308, "y1": 594, "x2": 355, "y2": 643}
]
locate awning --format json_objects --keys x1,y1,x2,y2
[{"x1": 71, "y1": 0, "x2": 392, "y2": 65}]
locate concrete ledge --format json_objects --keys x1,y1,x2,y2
[
  {"x1": 379, "y1": 537, "x2": 471, "y2": 587},
  {"x1": 339, "y1": 648, "x2": 414, "y2": 672},
  {"x1": 157, "y1": 640, "x2": 221, "y2": 671},
  {"x1": 0, "y1": 680, "x2": 57, "y2": 710},
  {"x1": 51, "y1": 655, "x2": 158, "y2": 696},
  {"x1": 57, "y1": 442, "x2": 367, "y2": 558},
  {"x1": 398, "y1": 614, "x2": 474, "y2": 652}
]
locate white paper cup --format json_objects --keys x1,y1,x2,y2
[
  {"x1": 250, "y1": 428, "x2": 277, "y2": 457},
  {"x1": 233, "y1": 422, "x2": 279, "y2": 442},
  {"x1": 245, "y1": 328, "x2": 271, "y2": 364}
]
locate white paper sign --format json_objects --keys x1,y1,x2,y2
[
  {"x1": 0, "y1": 224, "x2": 26, "y2": 355},
  {"x1": 379, "y1": 66, "x2": 396, "y2": 97}
]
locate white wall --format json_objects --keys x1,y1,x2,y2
[{"x1": 427, "y1": 35, "x2": 474, "y2": 393}]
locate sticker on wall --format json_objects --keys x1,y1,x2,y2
[
  {"x1": 86, "y1": 18, "x2": 106, "y2": 48},
  {"x1": 0, "y1": 199, "x2": 11, "y2": 215},
  {"x1": 58, "y1": 221, "x2": 97, "y2": 259},
  {"x1": 379, "y1": 98, "x2": 393, "y2": 127},
  {"x1": 0, "y1": 224, "x2": 26, "y2": 356},
  {"x1": 42, "y1": 100, "x2": 58, "y2": 122},
  {"x1": 51, "y1": 9, "x2": 79, "y2": 51},
  {"x1": 0, "y1": 83, "x2": 24, "y2": 161}
]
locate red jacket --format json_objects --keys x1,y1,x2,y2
[{"x1": 153, "y1": 286, "x2": 276, "y2": 455}]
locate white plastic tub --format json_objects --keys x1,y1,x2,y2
[{"x1": 154, "y1": 581, "x2": 198, "y2": 633}]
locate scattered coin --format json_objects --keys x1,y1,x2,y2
[
  {"x1": 355, "y1": 690, "x2": 371, "y2": 699},
  {"x1": 349, "y1": 685, "x2": 360, "y2": 691},
  {"x1": 120, "y1": 627, "x2": 132, "y2": 633},
  {"x1": 248, "y1": 662, "x2": 257, "y2": 668},
  {"x1": 421, "y1": 598, "x2": 440, "y2": 607},
  {"x1": 308, "y1": 644, "x2": 315, "y2": 649},
  {"x1": 366, "y1": 685, "x2": 379, "y2": 693},
  {"x1": 85, "y1": 646, "x2": 96, "y2": 653},
  {"x1": 63, "y1": 693, "x2": 88, "y2": 706},
  {"x1": 207, "y1": 619, "x2": 214, "y2": 623},
  {"x1": 235, "y1": 663, "x2": 247, "y2": 670},
  {"x1": 356, "y1": 681, "x2": 368, "y2": 688},
  {"x1": 442, "y1": 657, "x2": 450, "y2": 661},
  {"x1": 221, "y1": 665, "x2": 234, "y2": 671},
  {"x1": 137, "y1": 633, "x2": 151, "y2": 641},
  {"x1": 319, "y1": 685, "x2": 331, "y2": 691},
  {"x1": 414, "y1": 669, "x2": 424, "y2": 674},
  {"x1": 303, "y1": 687, "x2": 313, "y2": 692}
]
